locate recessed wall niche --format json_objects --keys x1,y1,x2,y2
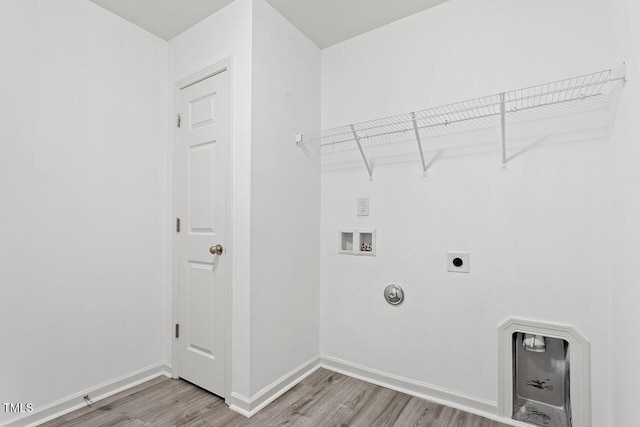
[
  {"x1": 497, "y1": 318, "x2": 591, "y2": 427},
  {"x1": 338, "y1": 230, "x2": 376, "y2": 256},
  {"x1": 512, "y1": 332, "x2": 571, "y2": 427},
  {"x1": 339, "y1": 230, "x2": 355, "y2": 254}
]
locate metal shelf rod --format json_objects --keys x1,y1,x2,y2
[
  {"x1": 411, "y1": 112, "x2": 428, "y2": 176},
  {"x1": 318, "y1": 90, "x2": 607, "y2": 147},
  {"x1": 350, "y1": 124, "x2": 373, "y2": 179},
  {"x1": 500, "y1": 93, "x2": 507, "y2": 169},
  {"x1": 298, "y1": 67, "x2": 626, "y2": 175}
]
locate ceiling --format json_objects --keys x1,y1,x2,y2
[
  {"x1": 88, "y1": 0, "x2": 448, "y2": 48},
  {"x1": 88, "y1": 0, "x2": 236, "y2": 41}
]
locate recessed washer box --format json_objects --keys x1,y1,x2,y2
[
  {"x1": 339, "y1": 230, "x2": 355, "y2": 254},
  {"x1": 447, "y1": 252, "x2": 469, "y2": 273},
  {"x1": 338, "y1": 229, "x2": 376, "y2": 256}
]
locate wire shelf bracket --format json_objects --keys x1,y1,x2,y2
[
  {"x1": 350, "y1": 124, "x2": 373, "y2": 179},
  {"x1": 500, "y1": 92, "x2": 507, "y2": 170},
  {"x1": 411, "y1": 112, "x2": 429, "y2": 176},
  {"x1": 296, "y1": 65, "x2": 627, "y2": 178}
]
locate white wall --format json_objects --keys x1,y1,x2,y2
[
  {"x1": 2, "y1": 0, "x2": 631, "y2": 424},
  {"x1": 250, "y1": 0, "x2": 320, "y2": 396},
  {"x1": 168, "y1": 0, "x2": 254, "y2": 398},
  {"x1": 0, "y1": 0, "x2": 168, "y2": 423},
  {"x1": 168, "y1": 0, "x2": 321, "y2": 401},
  {"x1": 319, "y1": 0, "x2": 616, "y2": 424},
  {"x1": 610, "y1": 0, "x2": 640, "y2": 425}
]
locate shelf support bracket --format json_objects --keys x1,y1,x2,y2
[
  {"x1": 350, "y1": 124, "x2": 373, "y2": 179},
  {"x1": 411, "y1": 112, "x2": 428, "y2": 176},
  {"x1": 500, "y1": 92, "x2": 507, "y2": 170}
]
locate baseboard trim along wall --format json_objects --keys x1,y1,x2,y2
[
  {"x1": 319, "y1": 355, "x2": 532, "y2": 427},
  {"x1": 6, "y1": 356, "x2": 536, "y2": 427},
  {"x1": 3, "y1": 363, "x2": 172, "y2": 427},
  {"x1": 227, "y1": 356, "x2": 321, "y2": 417}
]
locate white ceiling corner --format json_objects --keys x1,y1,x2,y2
[
  {"x1": 264, "y1": 0, "x2": 449, "y2": 48},
  {"x1": 88, "y1": 0, "x2": 449, "y2": 47},
  {"x1": 88, "y1": 0, "x2": 237, "y2": 41}
]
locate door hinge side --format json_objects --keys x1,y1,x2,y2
[
  {"x1": 176, "y1": 217, "x2": 181, "y2": 233},
  {"x1": 177, "y1": 114, "x2": 181, "y2": 128},
  {"x1": 175, "y1": 324, "x2": 180, "y2": 338}
]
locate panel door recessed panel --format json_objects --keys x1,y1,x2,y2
[
  {"x1": 189, "y1": 141, "x2": 217, "y2": 233},
  {"x1": 190, "y1": 93, "x2": 216, "y2": 130},
  {"x1": 188, "y1": 261, "x2": 216, "y2": 358}
]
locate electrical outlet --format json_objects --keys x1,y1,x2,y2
[
  {"x1": 447, "y1": 252, "x2": 469, "y2": 273},
  {"x1": 357, "y1": 197, "x2": 369, "y2": 216}
]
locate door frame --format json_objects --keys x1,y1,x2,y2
[{"x1": 171, "y1": 58, "x2": 234, "y2": 400}]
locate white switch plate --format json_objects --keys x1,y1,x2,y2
[
  {"x1": 357, "y1": 197, "x2": 369, "y2": 216},
  {"x1": 447, "y1": 252, "x2": 469, "y2": 273}
]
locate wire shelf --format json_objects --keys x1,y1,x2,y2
[{"x1": 297, "y1": 67, "x2": 626, "y2": 177}]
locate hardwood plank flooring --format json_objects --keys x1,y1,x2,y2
[{"x1": 41, "y1": 369, "x2": 510, "y2": 427}]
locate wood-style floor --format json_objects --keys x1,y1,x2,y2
[{"x1": 41, "y1": 368, "x2": 510, "y2": 427}]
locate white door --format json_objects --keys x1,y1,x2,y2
[{"x1": 176, "y1": 70, "x2": 229, "y2": 397}]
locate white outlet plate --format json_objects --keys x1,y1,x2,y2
[
  {"x1": 447, "y1": 252, "x2": 469, "y2": 273},
  {"x1": 357, "y1": 197, "x2": 369, "y2": 216}
]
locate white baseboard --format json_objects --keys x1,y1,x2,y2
[
  {"x1": 3, "y1": 356, "x2": 533, "y2": 427},
  {"x1": 227, "y1": 356, "x2": 320, "y2": 418},
  {"x1": 319, "y1": 355, "x2": 529, "y2": 427},
  {"x1": 3, "y1": 363, "x2": 172, "y2": 427}
]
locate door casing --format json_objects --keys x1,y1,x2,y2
[{"x1": 171, "y1": 58, "x2": 234, "y2": 401}]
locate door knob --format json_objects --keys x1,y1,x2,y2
[{"x1": 210, "y1": 244, "x2": 223, "y2": 255}]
